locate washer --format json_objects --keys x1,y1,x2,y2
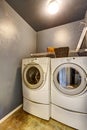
[
  {"x1": 22, "y1": 57, "x2": 50, "y2": 120},
  {"x1": 51, "y1": 57, "x2": 87, "y2": 130}
]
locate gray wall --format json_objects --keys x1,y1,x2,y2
[
  {"x1": 0, "y1": 0, "x2": 85, "y2": 120},
  {"x1": 0, "y1": 0, "x2": 36, "y2": 119},
  {"x1": 37, "y1": 20, "x2": 84, "y2": 52}
]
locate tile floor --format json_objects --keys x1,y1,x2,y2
[{"x1": 0, "y1": 108, "x2": 76, "y2": 130}]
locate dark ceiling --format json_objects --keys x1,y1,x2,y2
[{"x1": 6, "y1": 0, "x2": 87, "y2": 32}]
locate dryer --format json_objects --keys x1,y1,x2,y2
[
  {"x1": 51, "y1": 57, "x2": 87, "y2": 130},
  {"x1": 22, "y1": 57, "x2": 50, "y2": 120}
]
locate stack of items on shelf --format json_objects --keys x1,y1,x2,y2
[{"x1": 30, "y1": 46, "x2": 69, "y2": 58}]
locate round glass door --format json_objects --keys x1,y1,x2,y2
[
  {"x1": 23, "y1": 63, "x2": 44, "y2": 89},
  {"x1": 53, "y1": 63, "x2": 87, "y2": 95}
]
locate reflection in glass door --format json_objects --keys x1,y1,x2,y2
[{"x1": 57, "y1": 67, "x2": 81, "y2": 89}]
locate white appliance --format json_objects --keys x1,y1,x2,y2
[
  {"x1": 22, "y1": 57, "x2": 50, "y2": 120},
  {"x1": 51, "y1": 57, "x2": 87, "y2": 130}
]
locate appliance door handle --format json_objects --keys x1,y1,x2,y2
[
  {"x1": 86, "y1": 77, "x2": 87, "y2": 83},
  {"x1": 85, "y1": 76, "x2": 87, "y2": 85}
]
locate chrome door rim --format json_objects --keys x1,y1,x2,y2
[
  {"x1": 53, "y1": 63, "x2": 87, "y2": 96},
  {"x1": 23, "y1": 63, "x2": 44, "y2": 89}
]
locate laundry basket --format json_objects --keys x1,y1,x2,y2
[{"x1": 54, "y1": 47, "x2": 69, "y2": 58}]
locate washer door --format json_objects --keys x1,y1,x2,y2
[
  {"x1": 53, "y1": 63, "x2": 87, "y2": 95},
  {"x1": 23, "y1": 63, "x2": 44, "y2": 89}
]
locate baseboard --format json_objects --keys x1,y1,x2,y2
[{"x1": 0, "y1": 104, "x2": 22, "y2": 124}]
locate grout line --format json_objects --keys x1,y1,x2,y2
[{"x1": 0, "y1": 104, "x2": 22, "y2": 124}]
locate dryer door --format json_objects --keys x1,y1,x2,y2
[
  {"x1": 53, "y1": 63, "x2": 87, "y2": 95},
  {"x1": 23, "y1": 63, "x2": 44, "y2": 89}
]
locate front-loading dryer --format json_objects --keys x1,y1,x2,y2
[
  {"x1": 51, "y1": 57, "x2": 87, "y2": 130},
  {"x1": 22, "y1": 57, "x2": 50, "y2": 120}
]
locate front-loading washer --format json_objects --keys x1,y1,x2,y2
[
  {"x1": 22, "y1": 57, "x2": 50, "y2": 120},
  {"x1": 51, "y1": 57, "x2": 87, "y2": 130}
]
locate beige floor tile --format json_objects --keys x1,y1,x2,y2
[{"x1": 0, "y1": 108, "x2": 76, "y2": 130}]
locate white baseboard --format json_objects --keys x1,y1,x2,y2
[{"x1": 0, "y1": 104, "x2": 22, "y2": 124}]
